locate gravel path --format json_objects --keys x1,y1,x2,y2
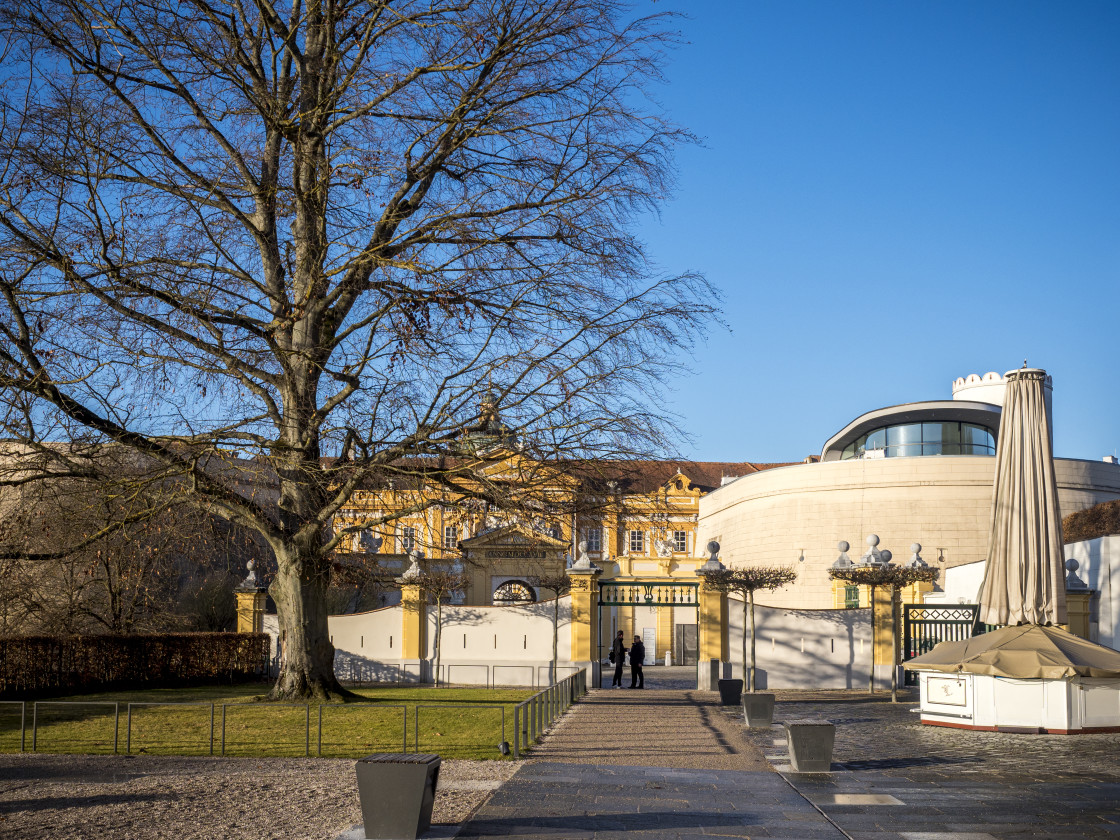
[{"x1": 0, "y1": 753, "x2": 517, "y2": 840}]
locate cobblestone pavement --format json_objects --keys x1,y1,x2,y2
[
  {"x1": 728, "y1": 689, "x2": 1120, "y2": 839},
  {"x1": 460, "y1": 687, "x2": 1120, "y2": 840}
]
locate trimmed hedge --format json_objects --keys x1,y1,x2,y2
[
  {"x1": 1063, "y1": 499, "x2": 1120, "y2": 545},
  {"x1": 0, "y1": 633, "x2": 271, "y2": 697}
]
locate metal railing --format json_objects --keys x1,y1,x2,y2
[
  {"x1": 1, "y1": 682, "x2": 586, "y2": 758},
  {"x1": 510, "y1": 669, "x2": 588, "y2": 759}
]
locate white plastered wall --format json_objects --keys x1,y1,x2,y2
[{"x1": 724, "y1": 595, "x2": 873, "y2": 689}]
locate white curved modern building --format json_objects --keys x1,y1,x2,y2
[{"x1": 698, "y1": 371, "x2": 1120, "y2": 609}]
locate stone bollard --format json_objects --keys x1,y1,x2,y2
[
  {"x1": 743, "y1": 693, "x2": 775, "y2": 729},
  {"x1": 784, "y1": 720, "x2": 835, "y2": 773}
]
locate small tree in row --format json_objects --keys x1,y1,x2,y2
[
  {"x1": 704, "y1": 566, "x2": 799, "y2": 692},
  {"x1": 828, "y1": 561, "x2": 939, "y2": 700}
]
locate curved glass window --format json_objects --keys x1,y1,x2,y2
[{"x1": 840, "y1": 422, "x2": 995, "y2": 460}]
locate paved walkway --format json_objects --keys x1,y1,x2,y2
[
  {"x1": 457, "y1": 685, "x2": 1120, "y2": 840},
  {"x1": 458, "y1": 687, "x2": 842, "y2": 839}
]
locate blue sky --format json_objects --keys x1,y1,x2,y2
[{"x1": 643, "y1": 0, "x2": 1119, "y2": 463}]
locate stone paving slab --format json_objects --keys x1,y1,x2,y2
[{"x1": 457, "y1": 762, "x2": 845, "y2": 840}]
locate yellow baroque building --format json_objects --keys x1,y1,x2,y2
[{"x1": 335, "y1": 453, "x2": 791, "y2": 606}]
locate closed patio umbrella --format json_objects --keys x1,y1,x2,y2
[{"x1": 976, "y1": 368, "x2": 1066, "y2": 627}]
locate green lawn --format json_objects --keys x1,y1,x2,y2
[{"x1": 0, "y1": 684, "x2": 533, "y2": 760}]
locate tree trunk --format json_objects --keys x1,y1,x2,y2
[
  {"x1": 268, "y1": 545, "x2": 351, "y2": 701},
  {"x1": 435, "y1": 598, "x2": 443, "y2": 687},
  {"x1": 890, "y1": 586, "x2": 899, "y2": 703},
  {"x1": 868, "y1": 584, "x2": 877, "y2": 694},
  {"x1": 552, "y1": 597, "x2": 559, "y2": 685},
  {"x1": 748, "y1": 590, "x2": 757, "y2": 692},
  {"x1": 740, "y1": 591, "x2": 748, "y2": 690}
]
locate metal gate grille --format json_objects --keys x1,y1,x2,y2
[{"x1": 902, "y1": 604, "x2": 985, "y2": 685}]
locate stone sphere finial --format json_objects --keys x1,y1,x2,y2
[
  {"x1": 706, "y1": 540, "x2": 720, "y2": 560},
  {"x1": 910, "y1": 543, "x2": 921, "y2": 554},
  {"x1": 832, "y1": 540, "x2": 853, "y2": 569},
  {"x1": 880, "y1": 549, "x2": 892, "y2": 564},
  {"x1": 866, "y1": 534, "x2": 880, "y2": 547}
]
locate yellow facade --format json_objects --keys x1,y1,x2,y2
[
  {"x1": 332, "y1": 451, "x2": 754, "y2": 666},
  {"x1": 335, "y1": 452, "x2": 714, "y2": 608}
]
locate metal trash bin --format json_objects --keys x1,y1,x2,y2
[
  {"x1": 784, "y1": 720, "x2": 834, "y2": 773},
  {"x1": 355, "y1": 753, "x2": 441, "y2": 839}
]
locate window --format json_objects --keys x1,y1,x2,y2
[
  {"x1": 548, "y1": 524, "x2": 562, "y2": 540},
  {"x1": 443, "y1": 524, "x2": 459, "y2": 550},
  {"x1": 400, "y1": 525, "x2": 416, "y2": 552},
  {"x1": 672, "y1": 530, "x2": 687, "y2": 553},
  {"x1": 493, "y1": 580, "x2": 536, "y2": 605},
  {"x1": 841, "y1": 421, "x2": 996, "y2": 460},
  {"x1": 357, "y1": 530, "x2": 381, "y2": 552},
  {"x1": 628, "y1": 530, "x2": 644, "y2": 554},
  {"x1": 584, "y1": 528, "x2": 602, "y2": 553},
  {"x1": 844, "y1": 585, "x2": 860, "y2": 609}
]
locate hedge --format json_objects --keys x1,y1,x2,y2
[
  {"x1": 1064, "y1": 499, "x2": 1120, "y2": 545},
  {"x1": 0, "y1": 633, "x2": 271, "y2": 697}
]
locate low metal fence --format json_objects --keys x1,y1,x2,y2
[
  {"x1": 1, "y1": 678, "x2": 588, "y2": 758},
  {"x1": 510, "y1": 669, "x2": 588, "y2": 759}
]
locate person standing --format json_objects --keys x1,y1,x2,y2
[
  {"x1": 610, "y1": 630, "x2": 626, "y2": 688},
  {"x1": 629, "y1": 635, "x2": 645, "y2": 689}
]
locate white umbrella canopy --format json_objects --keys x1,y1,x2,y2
[{"x1": 976, "y1": 368, "x2": 1067, "y2": 627}]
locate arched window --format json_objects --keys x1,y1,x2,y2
[{"x1": 493, "y1": 580, "x2": 537, "y2": 605}]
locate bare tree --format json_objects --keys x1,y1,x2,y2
[
  {"x1": 530, "y1": 569, "x2": 573, "y2": 684},
  {"x1": 0, "y1": 458, "x2": 271, "y2": 635},
  {"x1": 0, "y1": 0, "x2": 716, "y2": 699},
  {"x1": 703, "y1": 566, "x2": 798, "y2": 692},
  {"x1": 412, "y1": 563, "x2": 468, "y2": 687},
  {"x1": 829, "y1": 562, "x2": 939, "y2": 699}
]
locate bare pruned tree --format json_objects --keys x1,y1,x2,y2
[
  {"x1": 0, "y1": 449, "x2": 271, "y2": 635},
  {"x1": 0, "y1": 0, "x2": 717, "y2": 699}
]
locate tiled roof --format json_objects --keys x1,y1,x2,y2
[{"x1": 566, "y1": 460, "x2": 796, "y2": 494}]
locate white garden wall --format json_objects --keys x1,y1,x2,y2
[
  {"x1": 265, "y1": 594, "x2": 876, "y2": 689},
  {"x1": 724, "y1": 596, "x2": 873, "y2": 689}
]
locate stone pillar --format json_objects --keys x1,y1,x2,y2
[
  {"x1": 399, "y1": 581, "x2": 427, "y2": 660},
  {"x1": 235, "y1": 588, "x2": 267, "y2": 634},
  {"x1": 1066, "y1": 590, "x2": 1093, "y2": 640},
  {"x1": 871, "y1": 586, "x2": 893, "y2": 668},
  {"x1": 696, "y1": 577, "x2": 728, "y2": 673},
  {"x1": 567, "y1": 566, "x2": 602, "y2": 682}
]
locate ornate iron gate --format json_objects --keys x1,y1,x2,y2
[
  {"x1": 902, "y1": 603, "x2": 985, "y2": 685},
  {"x1": 597, "y1": 581, "x2": 699, "y2": 681}
]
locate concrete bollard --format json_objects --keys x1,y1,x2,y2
[
  {"x1": 743, "y1": 693, "x2": 775, "y2": 729},
  {"x1": 784, "y1": 720, "x2": 834, "y2": 773}
]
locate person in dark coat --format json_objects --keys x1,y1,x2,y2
[
  {"x1": 629, "y1": 635, "x2": 645, "y2": 689},
  {"x1": 610, "y1": 630, "x2": 626, "y2": 688}
]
